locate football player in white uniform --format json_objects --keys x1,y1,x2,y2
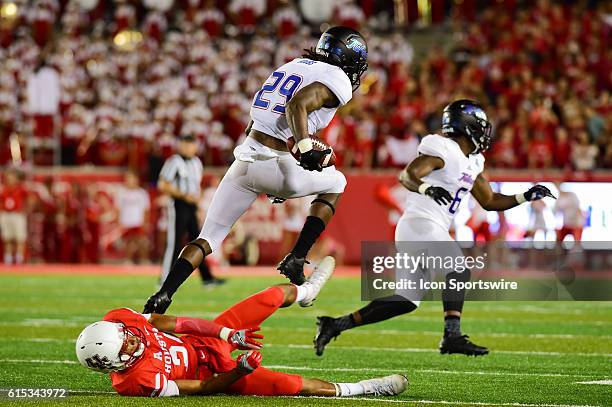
[
  {"x1": 144, "y1": 26, "x2": 368, "y2": 314},
  {"x1": 315, "y1": 100, "x2": 554, "y2": 356}
]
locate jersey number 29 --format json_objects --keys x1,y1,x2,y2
[{"x1": 253, "y1": 71, "x2": 303, "y2": 114}]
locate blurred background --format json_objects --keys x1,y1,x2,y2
[{"x1": 0, "y1": 0, "x2": 610, "y2": 267}]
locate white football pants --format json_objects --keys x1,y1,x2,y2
[
  {"x1": 393, "y1": 216, "x2": 465, "y2": 306},
  {"x1": 198, "y1": 137, "x2": 346, "y2": 252}
]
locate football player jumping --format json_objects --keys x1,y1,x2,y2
[
  {"x1": 144, "y1": 26, "x2": 368, "y2": 314},
  {"x1": 314, "y1": 100, "x2": 555, "y2": 357},
  {"x1": 76, "y1": 258, "x2": 407, "y2": 398}
]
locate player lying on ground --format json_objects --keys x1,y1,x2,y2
[
  {"x1": 76, "y1": 257, "x2": 407, "y2": 397},
  {"x1": 143, "y1": 26, "x2": 369, "y2": 315},
  {"x1": 314, "y1": 99, "x2": 555, "y2": 357}
]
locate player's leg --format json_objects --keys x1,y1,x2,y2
[
  {"x1": 14, "y1": 213, "x2": 26, "y2": 264},
  {"x1": 186, "y1": 208, "x2": 223, "y2": 286},
  {"x1": 160, "y1": 200, "x2": 189, "y2": 284},
  {"x1": 412, "y1": 221, "x2": 488, "y2": 356},
  {"x1": 301, "y1": 374, "x2": 408, "y2": 397},
  {"x1": 314, "y1": 216, "x2": 430, "y2": 355},
  {"x1": 144, "y1": 161, "x2": 259, "y2": 313},
  {"x1": 230, "y1": 371, "x2": 410, "y2": 398},
  {"x1": 273, "y1": 157, "x2": 347, "y2": 284},
  {"x1": 314, "y1": 296, "x2": 418, "y2": 356},
  {"x1": 228, "y1": 367, "x2": 407, "y2": 397},
  {"x1": 0, "y1": 213, "x2": 14, "y2": 264},
  {"x1": 215, "y1": 257, "x2": 336, "y2": 330}
]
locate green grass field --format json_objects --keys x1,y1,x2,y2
[{"x1": 1, "y1": 271, "x2": 610, "y2": 406}]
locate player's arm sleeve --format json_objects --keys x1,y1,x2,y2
[
  {"x1": 417, "y1": 135, "x2": 449, "y2": 162},
  {"x1": 159, "y1": 156, "x2": 178, "y2": 182},
  {"x1": 142, "y1": 373, "x2": 179, "y2": 397},
  {"x1": 159, "y1": 380, "x2": 180, "y2": 397},
  {"x1": 316, "y1": 67, "x2": 353, "y2": 106}
]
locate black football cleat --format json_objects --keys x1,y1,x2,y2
[
  {"x1": 439, "y1": 334, "x2": 489, "y2": 356},
  {"x1": 314, "y1": 316, "x2": 341, "y2": 356},
  {"x1": 277, "y1": 253, "x2": 308, "y2": 285},
  {"x1": 143, "y1": 291, "x2": 172, "y2": 314}
]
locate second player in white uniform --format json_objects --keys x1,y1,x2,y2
[
  {"x1": 315, "y1": 100, "x2": 555, "y2": 357},
  {"x1": 397, "y1": 133, "x2": 485, "y2": 242},
  {"x1": 144, "y1": 26, "x2": 369, "y2": 314}
]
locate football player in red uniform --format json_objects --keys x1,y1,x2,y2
[{"x1": 76, "y1": 257, "x2": 407, "y2": 398}]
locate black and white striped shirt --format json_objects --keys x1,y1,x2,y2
[{"x1": 159, "y1": 154, "x2": 203, "y2": 198}]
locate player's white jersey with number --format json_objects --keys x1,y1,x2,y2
[
  {"x1": 402, "y1": 134, "x2": 485, "y2": 232},
  {"x1": 250, "y1": 58, "x2": 353, "y2": 142}
]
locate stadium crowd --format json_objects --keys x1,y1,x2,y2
[
  {"x1": 0, "y1": 0, "x2": 609, "y2": 174},
  {"x1": 0, "y1": 0, "x2": 610, "y2": 264}
]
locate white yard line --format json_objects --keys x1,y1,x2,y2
[
  {"x1": 575, "y1": 380, "x2": 612, "y2": 385},
  {"x1": 283, "y1": 396, "x2": 602, "y2": 407},
  {"x1": 279, "y1": 327, "x2": 609, "y2": 340},
  {"x1": 1, "y1": 358, "x2": 77, "y2": 364},
  {"x1": 25, "y1": 390, "x2": 607, "y2": 407},
  {"x1": 1, "y1": 359, "x2": 603, "y2": 380},
  {"x1": 274, "y1": 343, "x2": 612, "y2": 358},
  {"x1": 2, "y1": 337, "x2": 611, "y2": 357},
  {"x1": 0, "y1": 359, "x2": 605, "y2": 406},
  {"x1": 266, "y1": 365, "x2": 598, "y2": 378}
]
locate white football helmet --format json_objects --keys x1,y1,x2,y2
[{"x1": 75, "y1": 321, "x2": 145, "y2": 373}]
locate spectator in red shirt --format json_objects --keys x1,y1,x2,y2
[
  {"x1": 528, "y1": 131, "x2": 553, "y2": 168},
  {"x1": 0, "y1": 169, "x2": 28, "y2": 264},
  {"x1": 552, "y1": 127, "x2": 572, "y2": 168}
]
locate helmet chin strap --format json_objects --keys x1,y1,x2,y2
[
  {"x1": 470, "y1": 137, "x2": 480, "y2": 154},
  {"x1": 133, "y1": 342, "x2": 145, "y2": 358}
]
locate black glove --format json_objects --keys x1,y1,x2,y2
[
  {"x1": 524, "y1": 185, "x2": 556, "y2": 201},
  {"x1": 299, "y1": 149, "x2": 331, "y2": 172},
  {"x1": 143, "y1": 291, "x2": 172, "y2": 314},
  {"x1": 424, "y1": 186, "x2": 453, "y2": 206}
]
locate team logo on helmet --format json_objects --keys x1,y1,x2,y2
[
  {"x1": 85, "y1": 354, "x2": 115, "y2": 371},
  {"x1": 346, "y1": 38, "x2": 367, "y2": 58}
]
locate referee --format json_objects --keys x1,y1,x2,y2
[{"x1": 158, "y1": 134, "x2": 223, "y2": 287}]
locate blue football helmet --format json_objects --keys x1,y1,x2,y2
[{"x1": 442, "y1": 99, "x2": 492, "y2": 154}]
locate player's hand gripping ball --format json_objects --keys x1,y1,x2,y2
[
  {"x1": 227, "y1": 327, "x2": 264, "y2": 350},
  {"x1": 236, "y1": 351, "x2": 262, "y2": 373},
  {"x1": 287, "y1": 136, "x2": 336, "y2": 171}
]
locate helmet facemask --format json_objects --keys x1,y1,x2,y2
[{"x1": 117, "y1": 325, "x2": 146, "y2": 369}]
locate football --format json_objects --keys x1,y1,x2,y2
[{"x1": 286, "y1": 136, "x2": 337, "y2": 168}]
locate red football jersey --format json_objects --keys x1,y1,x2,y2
[
  {"x1": 103, "y1": 308, "x2": 201, "y2": 397},
  {"x1": 0, "y1": 185, "x2": 27, "y2": 212}
]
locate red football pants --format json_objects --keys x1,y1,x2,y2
[{"x1": 214, "y1": 286, "x2": 303, "y2": 396}]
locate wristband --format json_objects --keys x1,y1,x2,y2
[
  {"x1": 418, "y1": 183, "x2": 432, "y2": 195},
  {"x1": 219, "y1": 327, "x2": 232, "y2": 342},
  {"x1": 515, "y1": 193, "x2": 527, "y2": 204},
  {"x1": 297, "y1": 138, "x2": 313, "y2": 153}
]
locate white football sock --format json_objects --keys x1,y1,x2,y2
[
  {"x1": 15, "y1": 254, "x2": 23, "y2": 264},
  {"x1": 4, "y1": 254, "x2": 12, "y2": 264},
  {"x1": 334, "y1": 382, "x2": 365, "y2": 397},
  {"x1": 294, "y1": 284, "x2": 309, "y2": 303}
]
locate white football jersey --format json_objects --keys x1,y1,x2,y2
[
  {"x1": 250, "y1": 58, "x2": 353, "y2": 142},
  {"x1": 402, "y1": 134, "x2": 485, "y2": 231}
]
